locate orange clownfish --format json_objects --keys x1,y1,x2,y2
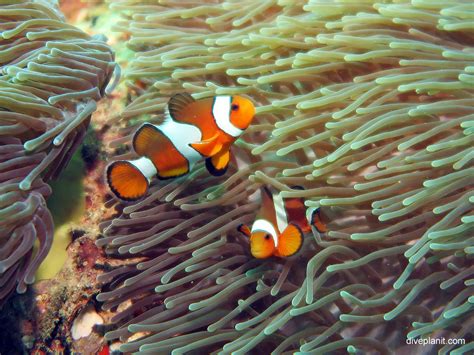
[
  {"x1": 107, "y1": 93, "x2": 255, "y2": 201},
  {"x1": 238, "y1": 187, "x2": 327, "y2": 259}
]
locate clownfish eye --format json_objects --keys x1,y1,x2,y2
[
  {"x1": 264, "y1": 234, "x2": 271, "y2": 240},
  {"x1": 231, "y1": 104, "x2": 239, "y2": 111}
]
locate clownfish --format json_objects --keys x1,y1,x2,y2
[
  {"x1": 238, "y1": 187, "x2": 327, "y2": 259},
  {"x1": 107, "y1": 93, "x2": 255, "y2": 201}
]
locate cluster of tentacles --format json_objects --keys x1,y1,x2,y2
[
  {"x1": 98, "y1": 0, "x2": 473, "y2": 353},
  {"x1": 0, "y1": 0, "x2": 116, "y2": 305}
]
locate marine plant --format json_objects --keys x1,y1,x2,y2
[
  {"x1": 0, "y1": 0, "x2": 117, "y2": 305},
  {"x1": 98, "y1": 0, "x2": 473, "y2": 353}
]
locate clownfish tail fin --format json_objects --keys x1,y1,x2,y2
[
  {"x1": 277, "y1": 223, "x2": 303, "y2": 257},
  {"x1": 310, "y1": 207, "x2": 327, "y2": 233},
  {"x1": 106, "y1": 157, "x2": 155, "y2": 201}
]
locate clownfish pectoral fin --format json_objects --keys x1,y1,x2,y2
[
  {"x1": 205, "y1": 149, "x2": 230, "y2": 176},
  {"x1": 190, "y1": 133, "x2": 222, "y2": 157},
  {"x1": 237, "y1": 224, "x2": 251, "y2": 237},
  {"x1": 107, "y1": 160, "x2": 149, "y2": 201},
  {"x1": 310, "y1": 207, "x2": 327, "y2": 233},
  {"x1": 168, "y1": 93, "x2": 195, "y2": 121},
  {"x1": 277, "y1": 223, "x2": 303, "y2": 257}
]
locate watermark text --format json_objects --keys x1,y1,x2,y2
[{"x1": 406, "y1": 337, "x2": 465, "y2": 346}]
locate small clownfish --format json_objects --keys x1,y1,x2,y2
[
  {"x1": 107, "y1": 93, "x2": 256, "y2": 201},
  {"x1": 237, "y1": 187, "x2": 327, "y2": 259}
]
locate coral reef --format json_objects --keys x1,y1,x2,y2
[
  {"x1": 31, "y1": 230, "x2": 113, "y2": 355},
  {"x1": 0, "y1": 0, "x2": 117, "y2": 306},
  {"x1": 97, "y1": 0, "x2": 473, "y2": 353}
]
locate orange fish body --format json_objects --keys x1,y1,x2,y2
[
  {"x1": 238, "y1": 187, "x2": 327, "y2": 259},
  {"x1": 107, "y1": 93, "x2": 255, "y2": 200},
  {"x1": 98, "y1": 344, "x2": 109, "y2": 355}
]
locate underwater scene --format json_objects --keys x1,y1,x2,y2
[{"x1": 0, "y1": 0, "x2": 473, "y2": 354}]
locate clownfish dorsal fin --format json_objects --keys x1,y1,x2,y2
[
  {"x1": 206, "y1": 149, "x2": 230, "y2": 176},
  {"x1": 167, "y1": 93, "x2": 195, "y2": 121},
  {"x1": 260, "y1": 187, "x2": 278, "y2": 226},
  {"x1": 132, "y1": 123, "x2": 191, "y2": 179},
  {"x1": 283, "y1": 187, "x2": 310, "y2": 233},
  {"x1": 190, "y1": 132, "x2": 222, "y2": 157},
  {"x1": 277, "y1": 223, "x2": 303, "y2": 257},
  {"x1": 261, "y1": 187, "x2": 274, "y2": 209},
  {"x1": 133, "y1": 123, "x2": 161, "y2": 158}
]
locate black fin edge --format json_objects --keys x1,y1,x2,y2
[
  {"x1": 310, "y1": 207, "x2": 327, "y2": 233},
  {"x1": 205, "y1": 157, "x2": 228, "y2": 176},
  {"x1": 132, "y1": 122, "x2": 157, "y2": 154},
  {"x1": 262, "y1": 186, "x2": 273, "y2": 198},
  {"x1": 291, "y1": 185, "x2": 305, "y2": 191},
  {"x1": 106, "y1": 160, "x2": 149, "y2": 202}
]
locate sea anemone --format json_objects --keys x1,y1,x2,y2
[
  {"x1": 0, "y1": 0, "x2": 117, "y2": 305},
  {"x1": 98, "y1": 0, "x2": 473, "y2": 353}
]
